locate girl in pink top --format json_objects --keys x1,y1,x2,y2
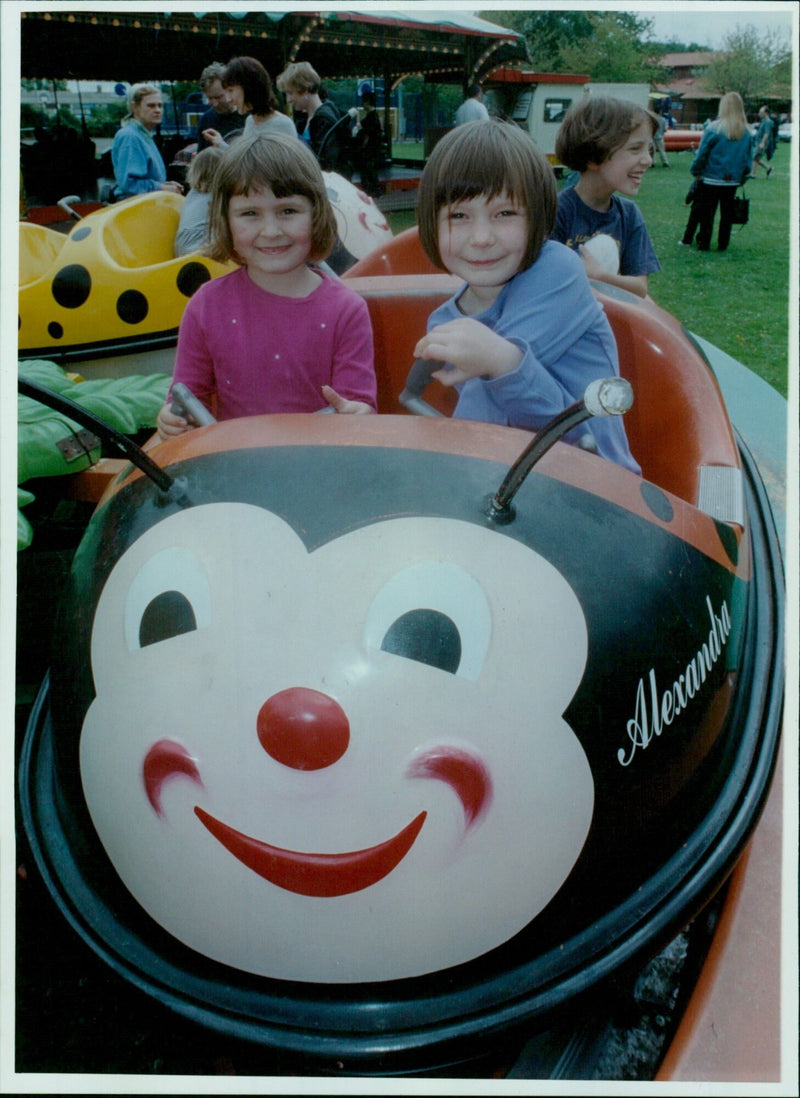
[{"x1": 157, "y1": 132, "x2": 376, "y2": 437}]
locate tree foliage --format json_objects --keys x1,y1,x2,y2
[
  {"x1": 558, "y1": 13, "x2": 662, "y2": 82},
  {"x1": 485, "y1": 9, "x2": 594, "y2": 70},
  {"x1": 160, "y1": 81, "x2": 197, "y2": 104},
  {"x1": 705, "y1": 24, "x2": 793, "y2": 104},
  {"x1": 647, "y1": 39, "x2": 710, "y2": 54},
  {"x1": 83, "y1": 102, "x2": 127, "y2": 137},
  {"x1": 485, "y1": 9, "x2": 660, "y2": 79}
]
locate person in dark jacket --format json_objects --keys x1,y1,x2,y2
[
  {"x1": 354, "y1": 90, "x2": 383, "y2": 198},
  {"x1": 194, "y1": 63, "x2": 243, "y2": 152},
  {"x1": 277, "y1": 61, "x2": 352, "y2": 175},
  {"x1": 680, "y1": 91, "x2": 753, "y2": 252}
]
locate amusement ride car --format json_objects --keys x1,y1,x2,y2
[{"x1": 15, "y1": 225, "x2": 785, "y2": 1082}]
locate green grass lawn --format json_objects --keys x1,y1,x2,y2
[
  {"x1": 391, "y1": 139, "x2": 425, "y2": 160},
  {"x1": 634, "y1": 149, "x2": 791, "y2": 397},
  {"x1": 385, "y1": 147, "x2": 792, "y2": 397}
]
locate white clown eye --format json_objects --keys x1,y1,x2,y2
[
  {"x1": 124, "y1": 546, "x2": 212, "y2": 650},
  {"x1": 364, "y1": 562, "x2": 491, "y2": 680}
]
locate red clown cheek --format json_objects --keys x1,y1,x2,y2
[
  {"x1": 143, "y1": 739, "x2": 204, "y2": 817},
  {"x1": 407, "y1": 747, "x2": 492, "y2": 828}
]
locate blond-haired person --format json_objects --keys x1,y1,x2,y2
[
  {"x1": 111, "y1": 83, "x2": 183, "y2": 200},
  {"x1": 681, "y1": 91, "x2": 753, "y2": 251},
  {"x1": 277, "y1": 61, "x2": 349, "y2": 173},
  {"x1": 173, "y1": 145, "x2": 225, "y2": 257}
]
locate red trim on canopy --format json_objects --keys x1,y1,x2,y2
[{"x1": 487, "y1": 67, "x2": 590, "y2": 85}]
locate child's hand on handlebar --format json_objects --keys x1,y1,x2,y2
[
  {"x1": 413, "y1": 318, "x2": 522, "y2": 386},
  {"x1": 156, "y1": 402, "x2": 191, "y2": 439}
]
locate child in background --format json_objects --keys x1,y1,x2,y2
[
  {"x1": 158, "y1": 132, "x2": 376, "y2": 437},
  {"x1": 413, "y1": 119, "x2": 640, "y2": 474},
  {"x1": 174, "y1": 145, "x2": 225, "y2": 257},
  {"x1": 553, "y1": 97, "x2": 661, "y2": 299}
]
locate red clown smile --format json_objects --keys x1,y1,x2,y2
[
  {"x1": 143, "y1": 735, "x2": 491, "y2": 898},
  {"x1": 194, "y1": 807, "x2": 426, "y2": 897}
]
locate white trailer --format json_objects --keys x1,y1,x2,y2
[
  {"x1": 485, "y1": 70, "x2": 653, "y2": 165},
  {"x1": 484, "y1": 68, "x2": 590, "y2": 163},
  {"x1": 588, "y1": 83, "x2": 651, "y2": 110}
]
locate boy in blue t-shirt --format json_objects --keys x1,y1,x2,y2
[{"x1": 552, "y1": 97, "x2": 661, "y2": 299}]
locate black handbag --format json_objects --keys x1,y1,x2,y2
[
  {"x1": 685, "y1": 177, "x2": 702, "y2": 205},
  {"x1": 731, "y1": 184, "x2": 749, "y2": 225}
]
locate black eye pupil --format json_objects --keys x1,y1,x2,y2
[
  {"x1": 139, "y1": 591, "x2": 197, "y2": 648},
  {"x1": 381, "y1": 609, "x2": 461, "y2": 673}
]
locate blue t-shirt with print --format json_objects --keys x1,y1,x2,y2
[{"x1": 554, "y1": 186, "x2": 661, "y2": 278}]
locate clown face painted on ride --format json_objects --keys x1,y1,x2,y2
[
  {"x1": 323, "y1": 172, "x2": 392, "y2": 261},
  {"x1": 75, "y1": 438, "x2": 594, "y2": 984}
]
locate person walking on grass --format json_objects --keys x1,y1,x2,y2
[
  {"x1": 652, "y1": 104, "x2": 670, "y2": 168},
  {"x1": 752, "y1": 106, "x2": 775, "y2": 177},
  {"x1": 680, "y1": 91, "x2": 753, "y2": 252}
]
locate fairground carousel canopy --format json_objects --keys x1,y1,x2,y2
[{"x1": 19, "y1": 7, "x2": 531, "y2": 85}]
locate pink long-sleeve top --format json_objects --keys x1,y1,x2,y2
[{"x1": 171, "y1": 266, "x2": 377, "y2": 418}]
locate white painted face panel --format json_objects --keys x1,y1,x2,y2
[
  {"x1": 80, "y1": 503, "x2": 593, "y2": 982},
  {"x1": 324, "y1": 171, "x2": 392, "y2": 258}
]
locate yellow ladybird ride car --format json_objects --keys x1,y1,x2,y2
[
  {"x1": 19, "y1": 178, "x2": 393, "y2": 370},
  {"x1": 18, "y1": 192, "x2": 232, "y2": 366}
]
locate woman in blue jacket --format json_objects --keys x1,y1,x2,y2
[
  {"x1": 680, "y1": 92, "x2": 753, "y2": 252},
  {"x1": 111, "y1": 84, "x2": 184, "y2": 201}
]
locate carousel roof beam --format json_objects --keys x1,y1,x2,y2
[
  {"x1": 326, "y1": 10, "x2": 525, "y2": 41},
  {"x1": 19, "y1": 8, "x2": 528, "y2": 83}
]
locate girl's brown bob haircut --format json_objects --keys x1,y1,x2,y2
[
  {"x1": 206, "y1": 132, "x2": 338, "y2": 265},
  {"x1": 417, "y1": 119, "x2": 557, "y2": 272},
  {"x1": 555, "y1": 96, "x2": 659, "y2": 173}
]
